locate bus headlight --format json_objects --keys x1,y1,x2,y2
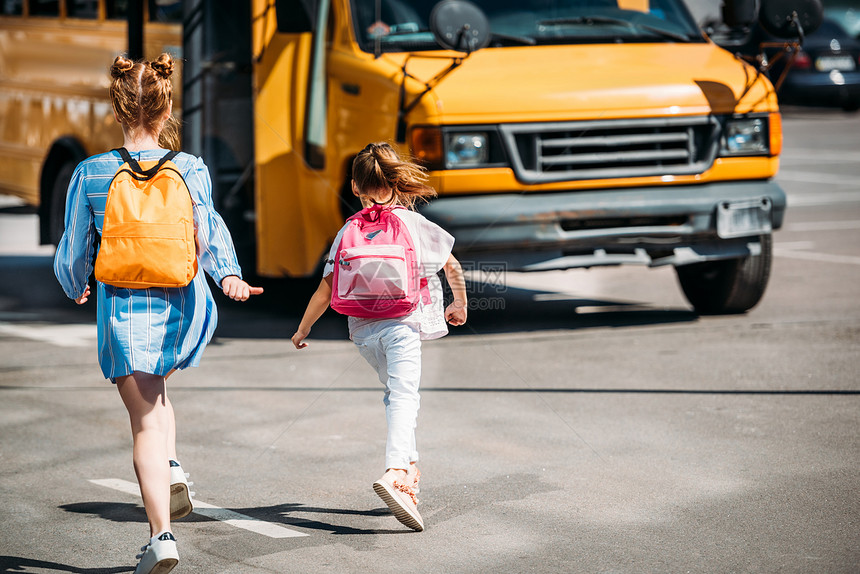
[
  {"x1": 722, "y1": 117, "x2": 768, "y2": 155},
  {"x1": 411, "y1": 126, "x2": 444, "y2": 169},
  {"x1": 410, "y1": 126, "x2": 501, "y2": 170},
  {"x1": 445, "y1": 133, "x2": 489, "y2": 168}
]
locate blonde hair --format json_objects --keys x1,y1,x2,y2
[
  {"x1": 352, "y1": 142, "x2": 436, "y2": 209},
  {"x1": 109, "y1": 53, "x2": 180, "y2": 151}
]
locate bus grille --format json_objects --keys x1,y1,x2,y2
[{"x1": 499, "y1": 117, "x2": 720, "y2": 184}]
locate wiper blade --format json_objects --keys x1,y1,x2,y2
[
  {"x1": 537, "y1": 16, "x2": 692, "y2": 43},
  {"x1": 489, "y1": 32, "x2": 536, "y2": 46},
  {"x1": 382, "y1": 28, "x2": 535, "y2": 46},
  {"x1": 382, "y1": 27, "x2": 432, "y2": 38},
  {"x1": 630, "y1": 24, "x2": 692, "y2": 43},
  {"x1": 539, "y1": 16, "x2": 634, "y2": 27}
]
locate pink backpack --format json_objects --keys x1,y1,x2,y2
[{"x1": 331, "y1": 205, "x2": 424, "y2": 319}]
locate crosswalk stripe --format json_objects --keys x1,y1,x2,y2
[
  {"x1": 0, "y1": 322, "x2": 96, "y2": 347},
  {"x1": 774, "y1": 248, "x2": 860, "y2": 266},
  {"x1": 89, "y1": 478, "x2": 308, "y2": 539}
]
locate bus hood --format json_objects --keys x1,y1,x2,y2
[{"x1": 414, "y1": 43, "x2": 773, "y2": 121}]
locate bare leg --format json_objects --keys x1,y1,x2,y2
[
  {"x1": 165, "y1": 370, "x2": 177, "y2": 462},
  {"x1": 116, "y1": 371, "x2": 171, "y2": 537},
  {"x1": 165, "y1": 395, "x2": 178, "y2": 462}
]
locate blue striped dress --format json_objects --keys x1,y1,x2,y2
[{"x1": 54, "y1": 149, "x2": 244, "y2": 380}]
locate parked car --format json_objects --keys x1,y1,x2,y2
[
  {"x1": 717, "y1": 17, "x2": 860, "y2": 111},
  {"x1": 772, "y1": 18, "x2": 860, "y2": 110},
  {"x1": 823, "y1": 0, "x2": 860, "y2": 39}
]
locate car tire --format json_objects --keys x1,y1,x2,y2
[
  {"x1": 48, "y1": 162, "x2": 77, "y2": 246},
  {"x1": 675, "y1": 235, "x2": 772, "y2": 315}
]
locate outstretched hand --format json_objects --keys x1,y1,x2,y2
[
  {"x1": 75, "y1": 285, "x2": 91, "y2": 305},
  {"x1": 445, "y1": 302, "x2": 467, "y2": 326},
  {"x1": 221, "y1": 275, "x2": 264, "y2": 301},
  {"x1": 291, "y1": 328, "x2": 310, "y2": 349}
]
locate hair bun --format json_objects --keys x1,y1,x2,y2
[
  {"x1": 110, "y1": 55, "x2": 134, "y2": 79},
  {"x1": 151, "y1": 53, "x2": 175, "y2": 79}
]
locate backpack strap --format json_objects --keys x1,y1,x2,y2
[
  {"x1": 349, "y1": 204, "x2": 407, "y2": 223},
  {"x1": 113, "y1": 148, "x2": 180, "y2": 180}
]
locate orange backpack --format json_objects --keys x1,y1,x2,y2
[{"x1": 94, "y1": 148, "x2": 197, "y2": 289}]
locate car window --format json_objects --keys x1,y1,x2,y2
[{"x1": 815, "y1": 19, "x2": 849, "y2": 38}]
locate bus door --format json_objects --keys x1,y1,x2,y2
[
  {"x1": 183, "y1": 0, "x2": 255, "y2": 265},
  {"x1": 252, "y1": 0, "x2": 343, "y2": 278}
]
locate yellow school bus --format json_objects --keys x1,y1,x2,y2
[
  {"x1": 246, "y1": 0, "x2": 814, "y2": 313},
  {"x1": 6, "y1": 0, "x2": 820, "y2": 314},
  {"x1": 0, "y1": 0, "x2": 182, "y2": 243}
]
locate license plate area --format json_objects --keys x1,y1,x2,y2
[
  {"x1": 815, "y1": 56, "x2": 856, "y2": 72},
  {"x1": 717, "y1": 198, "x2": 773, "y2": 239}
]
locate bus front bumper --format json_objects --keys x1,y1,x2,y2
[{"x1": 418, "y1": 180, "x2": 785, "y2": 271}]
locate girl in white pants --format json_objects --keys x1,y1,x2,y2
[{"x1": 292, "y1": 142, "x2": 468, "y2": 531}]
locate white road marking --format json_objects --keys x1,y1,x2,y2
[
  {"x1": 788, "y1": 192, "x2": 860, "y2": 206},
  {"x1": 781, "y1": 150, "x2": 860, "y2": 163},
  {"x1": 89, "y1": 478, "x2": 308, "y2": 539},
  {"x1": 0, "y1": 322, "x2": 97, "y2": 347},
  {"x1": 785, "y1": 220, "x2": 860, "y2": 232},
  {"x1": 774, "y1": 248, "x2": 860, "y2": 266},
  {"x1": 775, "y1": 241, "x2": 815, "y2": 250},
  {"x1": 0, "y1": 214, "x2": 56, "y2": 255},
  {"x1": 776, "y1": 241, "x2": 860, "y2": 266},
  {"x1": 778, "y1": 171, "x2": 860, "y2": 186}
]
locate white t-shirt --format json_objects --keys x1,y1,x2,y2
[{"x1": 323, "y1": 209, "x2": 455, "y2": 340}]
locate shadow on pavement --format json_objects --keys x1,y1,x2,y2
[
  {"x1": 0, "y1": 555, "x2": 133, "y2": 573},
  {"x1": 0, "y1": 204, "x2": 38, "y2": 215},
  {"x1": 59, "y1": 500, "x2": 403, "y2": 537},
  {"x1": 232, "y1": 474, "x2": 559, "y2": 537},
  {"x1": 59, "y1": 501, "x2": 192, "y2": 525},
  {"x1": 0, "y1": 255, "x2": 700, "y2": 340},
  {"x1": 235, "y1": 502, "x2": 408, "y2": 535},
  {"x1": 0, "y1": 255, "x2": 96, "y2": 323}
]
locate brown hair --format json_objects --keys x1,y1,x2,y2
[
  {"x1": 352, "y1": 142, "x2": 436, "y2": 210},
  {"x1": 109, "y1": 53, "x2": 180, "y2": 151}
]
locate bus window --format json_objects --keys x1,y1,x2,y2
[
  {"x1": 106, "y1": 0, "x2": 128, "y2": 19},
  {"x1": 67, "y1": 0, "x2": 98, "y2": 19},
  {"x1": 149, "y1": 0, "x2": 181, "y2": 23},
  {"x1": 349, "y1": 0, "x2": 701, "y2": 53},
  {"x1": 1, "y1": 0, "x2": 23, "y2": 15},
  {"x1": 28, "y1": 0, "x2": 58, "y2": 16},
  {"x1": 305, "y1": 0, "x2": 330, "y2": 169},
  {"x1": 0, "y1": 0, "x2": 181, "y2": 239}
]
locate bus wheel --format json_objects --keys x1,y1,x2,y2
[
  {"x1": 674, "y1": 235, "x2": 772, "y2": 314},
  {"x1": 339, "y1": 176, "x2": 362, "y2": 220},
  {"x1": 48, "y1": 162, "x2": 76, "y2": 245}
]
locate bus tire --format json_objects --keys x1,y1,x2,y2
[
  {"x1": 48, "y1": 162, "x2": 76, "y2": 246},
  {"x1": 339, "y1": 176, "x2": 362, "y2": 220},
  {"x1": 674, "y1": 235, "x2": 772, "y2": 315}
]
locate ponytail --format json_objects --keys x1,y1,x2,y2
[{"x1": 352, "y1": 142, "x2": 436, "y2": 209}]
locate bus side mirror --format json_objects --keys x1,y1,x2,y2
[
  {"x1": 758, "y1": 0, "x2": 822, "y2": 39},
  {"x1": 721, "y1": 0, "x2": 823, "y2": 39},
  {"x1": 726, "y1": 0, "x2": 824, "y2": 89},
  {"x1": 429, "y1": 0, "x2": 490, "y2": 53},
  {"x1": 276, "y1": 0, "x2": 315, "y2": 33}
]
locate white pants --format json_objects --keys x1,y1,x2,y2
[{"x1": 352, "y1": 320, "x2": 422, "y2": 470}]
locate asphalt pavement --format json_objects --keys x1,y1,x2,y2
[{"x1": 1, "y1": 108, "x2": 859, "y2": 573}]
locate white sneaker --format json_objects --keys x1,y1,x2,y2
[
  {"x1": 134, "y1": 531, "x2": 178, "y2": 574},
  {"x1": 169, "y1": 460, "x2": 194, "y2": 520}
]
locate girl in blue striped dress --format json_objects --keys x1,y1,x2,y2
[{"x1": 54, "y1": 53, "x2": 262, "y2": 574}]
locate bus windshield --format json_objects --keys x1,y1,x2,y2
[{"x1": 350, "y1": 0, "x2": 704, "y2": 53}]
